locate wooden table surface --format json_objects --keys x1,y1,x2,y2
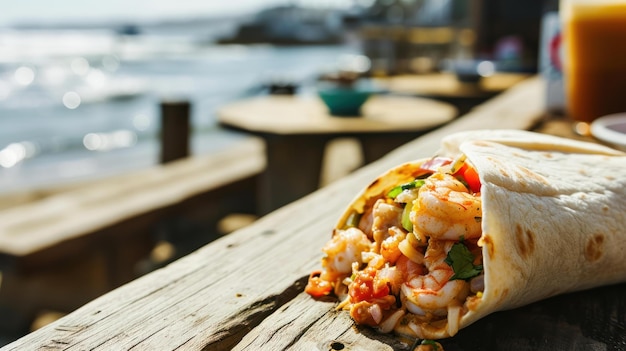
[
  {"x1": 373, "y1": 72, "x2": 531, "y2": 98},
  {"x1": 5, "y1": 77, "x2": 625, "y2": 351},
  {"x1": 374, "y1": 72, "x2": 532, "y2": 115},
  {"x1": 216, "y1": 94, "x2": 457, "y2": 134},
  {"x1": 217, "y1": 94, "x2": 457, "y2": 214}
]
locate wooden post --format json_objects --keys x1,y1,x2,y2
[{"x1": 160, "y1": 100, "x2": 190, "y2": 164}]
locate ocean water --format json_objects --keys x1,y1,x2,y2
[{"x1": 0, "y1": 27, "x2": 359, "y2": 194}]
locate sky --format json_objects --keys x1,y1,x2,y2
[{"x1": 0, "y1": 0, "x2": 353, "y2": 26}]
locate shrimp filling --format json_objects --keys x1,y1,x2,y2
[{"x1": 306, "y1": 157, "x2": 485, "y2": 338}]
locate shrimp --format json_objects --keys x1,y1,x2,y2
[
  {"x1": 307, "y1": 227, "x2": 372, "y2": 298},
  {"x1": 380, "y1": 226, "x2": 406, "y2": 264},
  {"x1": 372, "y1": 199, "x2": 403, "y2": 252},
  {"x1": 400, "y1": 241, "x2": 469, "y2": 315},
  {"x1": 322, "y1": 227, "x2": 371, "y2": 277},
  {"x1": 411, "y1": 172, "x2": 482, "y2": 240}
]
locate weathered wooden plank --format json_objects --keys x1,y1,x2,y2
[
  {"x1": 232, "y1": 292, "x2": 417, "y2": 351},
  {"x1": 0, "y1": 136, "x2": 266, "y2": 336},
  {"x1": 2, "y1": 77, "x2": 548, "y2": 351},
  {"x1": 0, "y1": 137, "x2": 266, "y2": 259},
  {"x1": 1, "y1": 184, "x2": 348, "y2": 350}
]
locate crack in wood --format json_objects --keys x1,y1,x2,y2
[
  {"x1": 200, "y1": 275, "x2": 309, "y2": 351},
  {"x1": 53, "y1": 325, "x2": 84, "y2": 333},
  {"x1": 172, "y1": 336, "x2": 195, "y2": 350},
  {"x1": 278, "y1": 312, "x2": 322, "y2": 349},
  {"x1": 125, "y1": 324, "x2": 170, "y2": 350},
  {"x1": 49, "y1": 339, "x2": 69, "y2": 345},
  {"x1": 251, "y1": 314, "x2": 299, "y2": 348}
]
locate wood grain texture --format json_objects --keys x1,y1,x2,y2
[{"x1": 8, "y1": 77, "x2": 623, "y2": 351}]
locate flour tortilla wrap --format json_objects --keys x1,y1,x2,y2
[{"x1": 334, "y1": 130, "x2": 626, "y2": 339}]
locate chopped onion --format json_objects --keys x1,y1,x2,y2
[
  {"x1": 398, "y1": 238, "x2": 424, "y2": 264},
  {"x1": 368, "y1": 304, "x2": 383, "y2": 324},
  {"x1": 447, "y1": 304, "x2": 462, "y2": 336},
  {"x1": 407, "y1": 321, "x2": 426, "y2": 339},
  {"x1": 407, "y1": 230, "x2": 427, "y2": 247},
  {"x1": 378, "y1": 309, "x2": 405, "y2": 333}
]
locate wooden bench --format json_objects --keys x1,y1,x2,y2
[{"x1": 0, "y1": 137, "x2": 265, "y2": 336}]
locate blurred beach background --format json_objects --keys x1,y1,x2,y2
[
  {"x1": 0, "y1": 0, "x2": 543, "y2": 194},
  {"x1": 0, "y1": 0, "x2": 362, "y2": 194}
]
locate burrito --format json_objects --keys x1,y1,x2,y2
[{"x1": 305, "y1": 129, "x2": 626, "y2": 340}]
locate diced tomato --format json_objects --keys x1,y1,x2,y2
[
  {"x1": 349, "y1": 268, "x2": 390, "y2": 303},
  {"x1": 462, "y1": 165, "x2": 481, "y2": 193},
  {"x1": 454, "y1": 163, "x2": 482, "y2": 193},
  {"x1": 419, "y1": 157, "x2": 453, "y2": 173},
  {"x1": 305, "y1": 271, "x2": 333, "y2": 298}
]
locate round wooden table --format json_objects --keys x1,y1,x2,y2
[
  {"x1": 374, "y1": 72, "x2": 530, "y2": 114},
  {"x1": 217, "y1": 94, "x2": 457, "y2": 214}
]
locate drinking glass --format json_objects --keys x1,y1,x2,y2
[{"x1": 561, "y1": 0, "x2": 626, "y2": 135}]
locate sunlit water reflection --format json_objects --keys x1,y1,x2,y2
[{"x1": 0, "y1": 28, "x2": 358, "y2": 193}]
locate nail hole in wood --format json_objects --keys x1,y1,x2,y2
[{"x1": 329, "y1": 341, "x2": 345, "y2": 350}]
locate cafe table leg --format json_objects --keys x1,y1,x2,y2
[{"x1": 258, "y1": 134, "x2": 330, "y2": 215}]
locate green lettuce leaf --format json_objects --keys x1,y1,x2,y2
[{"x1": 444, "y1": 242, "x2": 483, "y2": 280}]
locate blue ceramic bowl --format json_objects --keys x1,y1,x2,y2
[{"x1": 317, "y1": 81, "x2": 383, "y2": 117}]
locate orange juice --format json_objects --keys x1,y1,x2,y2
[{"x1": 562, "y1": 1, "x2": 626, "y2": 123}]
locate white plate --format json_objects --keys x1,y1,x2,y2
[{"x1": 590, "y1": 113, "x2": 626, "y2": 151}]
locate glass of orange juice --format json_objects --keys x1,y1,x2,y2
[{"x1": 561, "y1": 0, "x2": 626, "y2": 135}]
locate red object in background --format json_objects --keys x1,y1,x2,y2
[{"x1": 549, "y1": 32, "x2": 563, "y2": 71}]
